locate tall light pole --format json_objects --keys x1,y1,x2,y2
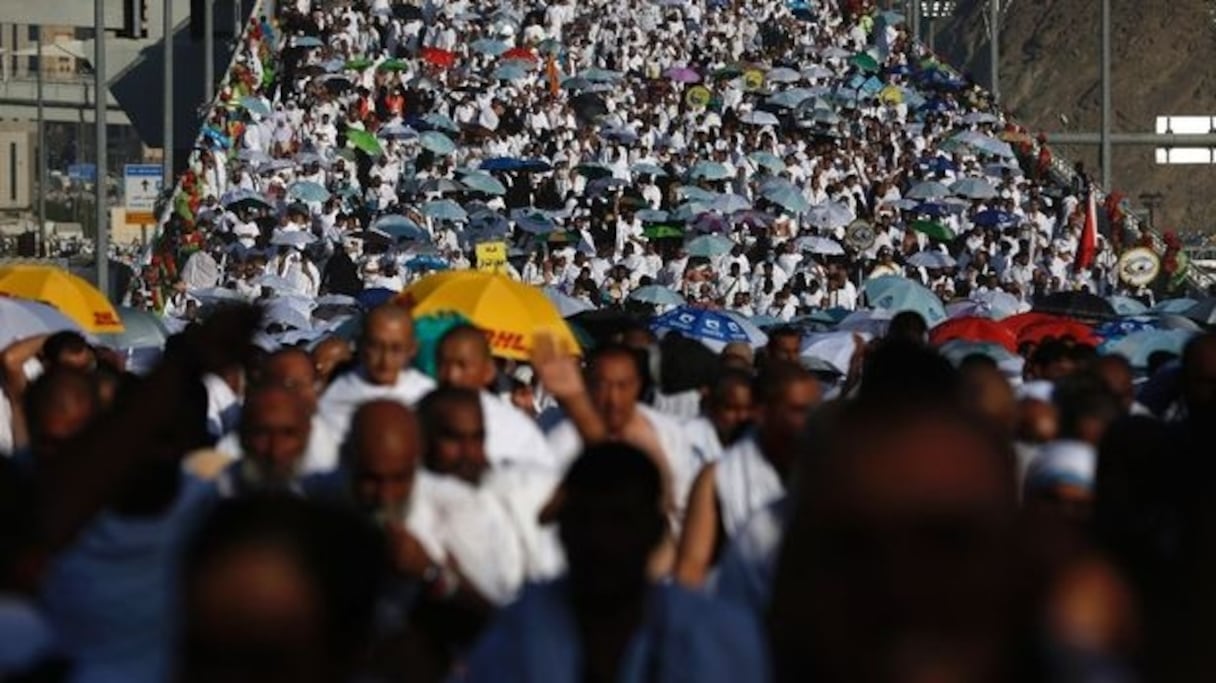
[
  {"x1": 1100, "y1": 0, "x2": 1112, "y2": 189},
  {"x1": 204, "y1": 0, "x2": 214, "y2": 102},
  {"x1": 36, "y1": 25, "x2": 46, "y2": 256},
  {"x1": 164, "y1": 0, "x2": 174, "y2": 182},
  {"x1": 989, "y1": 0, "x2": 1000, "y2": 101},
  {"x1": 95, "y1": 0, "x2": 108, "y2": 298}
]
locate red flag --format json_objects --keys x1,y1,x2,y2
[{"x1": 1076, "y1": 189, "x2": 1098, "y2": 272}]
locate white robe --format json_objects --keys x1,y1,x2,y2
[
  {"x1": 480, "y1": 392, "x2": 557, "y2": 471},
  {"x1": 713, "y1": 434, "x2": 784, "y2": 538},
  {"x1": 318, "y1": 368, "x2": 436, "y2": 440},
  {"x1": 683, "y1": 416, "x2": 725, "y2": 466}
]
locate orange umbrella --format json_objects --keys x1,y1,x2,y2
[
  {"x1": 930, "y1": 316, "x2": 1018, "y2": 352},
  {"x1": 502, "y1": 47, "x2": 538, "y2": 62},
  {"x1": 421, "y1": 47, "x2": 456, "y2": 69},
  {"x1": 0, "y1": 265, "x2": 123, "y2": 333},
  {"x1": 1017, "y1": 320, "x2": 1098, "y2": 347}
]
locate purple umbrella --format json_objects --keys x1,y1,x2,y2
[{"x1": 664, "y1": 66, "x2": 701, "y2": 83}]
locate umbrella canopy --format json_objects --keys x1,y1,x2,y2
[
  {"x1": 796, "y1": 235, "x2": 844, "y2": 256},
  {"x1": 800, "y1": 331, "x2": 867, "y2": 375},
  {"x1": 909, "y1": 219, "x2": 955, "y2": 242},
  {"x1": 1181, "y1": 298, "x2": 1216, "y2": 325},
  {"x1": 1102, "y1": 329, "x2": 1196, "y2": 369},
  {"x1": 748, "y1": 151, "x2": 786, "y2": 173},
  {"x1": 664, "y1": 66, "x2": 701, "y2": 83},
  {"x1": 629, "y1": 285, "x2": 686, "y2": 306},
  {"x1": 951, "y1": 178, "x2": 998, "y2": 200},
  {"x1": 457, "y1": 171, "x2": 508, "y2": 195},
  {"x1": 288, "y1": 181, "x2": 330, "y2": 202},
  {"x1": 906, "y1": 250, "x2": 957, "y2": 270},
  {"x1": 0, "y1": 297, "x2": 83, "y2": 349},
  {"x1": 421, "y1": 199, "x2": 468, "y2": 222},
  {"x1": 688, "y1": 161, "x2": 731, "y2": 180},
  {"x1": 1033, "y1": 291, "x2": 1116, "y2": 321},
  {"x1": 238, "y1": 95, "x2": 271, "y2": 117},
  {"x1": 0, "y1": 265, "x2": 123, "y2": 333},
  {"x1": 543, "y1": 287, "x2": 596, "y2": 317},
  {"x1": 470, "y1": 38, "x2": 509, "y2": 56},
  {"x1": 372, "y1": 214, "x2": 428, "y2": 241},
  {"x1": 399, "y1": 272, "x2": 581, "y2": 360},
  {"x1": 862, "y1": 276, "x2": 947, "y2": 326},
  {"x1": 1018, "y1": 319, "x2": 1099, "y2": 347},
  {"x1": 740, "y1": 110, "x2": 780, "y2": 127},
  {"x1": 805, "y1": 201, "x2": 855, "y2": 230},
  {"x1": 631, "y1": 162, "x2": 668, "y2": 177},
  {"x1": 652, "y1": 307, "x2": 752, "y2": 350},
  {"x1": 98, "y1": 306, "x2": 170, "y2": 349},
  {"x1": 685, "y1": 234, "x2": 735, "y2": 257},
  {"x1": 419, "y1": 131, "x2": 457, "y2": 155},
  {"x1": 906, "y1": 180, "x2": 951, "y2": 200},
  {"x1": 939, "y1": 340, "x2": 1024, "y2": 376},
  {"x1": 972, "y1": 209, "x2": 1017, "y2": 228},
  {"x1": 764, "y1": 185, "x2": 810, "y2": 214},
  {"x1": 1151, "y1": 298, "x2": 1198, "y2": 315},
  {"x1": 1107, "y1": 295, "x2": 1149, "y2": 317},
  {"x1": 929, "y1": 316, "x2": 1018, "y2": 352},
  {"x1": 269, "y1": 231, "x2": 317, "y2": 249},
  {"x1": 346, "y1": 129, "x2": 383, "y2": 156}
]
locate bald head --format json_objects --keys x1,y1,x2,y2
[
  {"x1": 359, "y1": 305, "x2": 417, "y2": 387},
  {"x1": 24, "y1": 368, "x2": 99, "y2": 462},
  {"x1": 436, "y1": 325, "x2": 496, "y2": 391},
  {"x1": 261, "y1": 348, "x2": 319, "y2": 413},
  {"x1": 345, "y1": 400, "x2": 422, "y2": 519},
  {"x1": 958, "y1": 361, "x2": 1017, "y2": 438},
  {"x1": 239, "y1": 386, "x2": 311, "y2": 485},
  {"x1": 1093, "y1": 355, "x2": 1135, "y2": 413}
]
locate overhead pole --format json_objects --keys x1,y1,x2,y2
[
  {"x1": 36, "y1": 25, "x2": 46, "y2": 256},
  {"x1": 164, "y1": 0, "x2": 174, "y2": 182},
  {"x1": 204, "y1": 0, "x2": 214, "y2": 102},
  {"x1": 989, "y1": 0, "x2": 1000, "y2": 101},
  {"x1": 1100, "y1": 0, "x2": 1112, "y2": 189},
  {"x1": 95, "y1": 0, "x2": 109, "y2": 298}
]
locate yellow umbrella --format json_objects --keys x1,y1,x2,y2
[
  {"x1": 398, "y1": 271, "x2": 580, "y2": 361},
  {"x1": 0, "y1": 265, "x2": 124, "y2": 334}
]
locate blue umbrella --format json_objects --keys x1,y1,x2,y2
[
  {"x1": 951, "y1": 177, "x2": 998, "y2": 199},
  {"x1": 652, "y1": 307, "x2": 752, "y2": 347},
  {"x1": 579, "y1": 67, "x2": 624, "y2": 83},
  {"x1": 288, "y1": 181, "x2": 330, "y2": 202},
  {"x1": 1107, "y1": 295, "x2": 1149, "y2": 317},
  {"x1": 480, "y1": 157, "x2": 551, "y2": 173},
  {"x1": 688, "y1": 161, "x2": 731, "y2": 181},
  {"x1": 421, "y1": 113, "x2": 460, "y2": 132},
  {"x1": 421, "y1": 199, "x2": 468, "y2": 221},
  {"x1": 238, "y1": 95, "x2": 271, "y2": 117},
  {"x1": 1151, "y1": 297, "x2": 1198, "y2": 315},
  {"x1": 464, "y1": 214, "x2": 510, "y2": 244},
  {"x1": 470, "y1": 38, "x2": 509, "y2": 56},
  {"x1": 677, "y1": 185, "x2": 718, "y2": 202},
  {"x1": 405, "y1": 255, "x2": 450, "y2": 272},
  {"x1": 293, "y1": 36, "x2": 323, "y2": 48},
  {"x1": 906, "y1": 180, "x2": 951, "y2": 200},
  {"x1": 493, "y1": 62, "x2": 530, "y2": 82},
  {"x1": 685, "y1": 234, "x2": 735, "y2": 257},
  {"x1": 356, "y1": 287, "x2": 398, "y2": 309},
  {"x1": 763, "y1": 185, "x2": 810, "y2": 213},
  {"x1": 672, "y1": 202, "x2": 711, "y2": 222},
  {"x1": 1102, "y1": 329, "x2": 1196, "y2": 369},
  {"x1": 767, "y1": 88, "x2": 812, "y2": 109},
  {"x1": 973, "y1": 209, "x2": 1017, "y2": 227},
  {"x1": 748, "y1": 151, "x2": 786, "y2": 172},
  {"x1": 372, "y1": 214, "x2": 427, "y2": 241},
  {"x1": 1095, "y1": 318, "x2": 1160, "y2": 340},
  {"x1": 511, "y1": 209, "x2": 557, "y2": 234},
  {"x1": 631, "y1": 162, "x2": 668, "y2": 177},
  {"x1": 378, "y1": 122, "x2": 418, "y2": 140},
  {"x1": 458, "y1": 171, "x2": 507, "y2": 195},
  {"x1": 561, "y1": 76, "x2": 593, "y2": 91},
  {"x1": 711, "y1": 193, "x2": 751, "y2": 214},
  {"x1": 543, "y1": 287, "x2": 596, "y2": 317},
  {"x1": 862, "y1": 276, "x2": 947, "y2": 326},
  {"x1": 635, "y1": 209, "x2": 670, "y2": 223},
  {"x1": 629, "y1": 285, "x2": 686, "y2": 306},
  {"x1": 419, "y1": 131, "x2": 456, "y2": 155}
]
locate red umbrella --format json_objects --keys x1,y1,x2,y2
[
  {"x1": 1000, "y1": 311, "x2": 1063, "y2": 337},
  {"x1": 421, "y1": 47, "x2": 456, "y2": 69},
  {"x1": 502, "y1": 47, "x2": 538, "y2": 62},
  {"x1": 930, "y1": 316, "x2": 1019, "y2": 352},
  {"x1": 1017, "y1": 319, "x2": 1098, "y2": 347}
]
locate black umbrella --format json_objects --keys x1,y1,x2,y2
[
  {"x1": 392, "y1": 4, "x2": 422, "y2": 20},
  {"x1": 1033, "y1": 291, "x2": 1116, "y2": 321},
  {"x1": 569, "y1": 93, "x2": 608, "y2": 125}
]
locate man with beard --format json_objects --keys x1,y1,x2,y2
[{"x1": 216, "y1": 386, "x2": 313, "y2": 496}]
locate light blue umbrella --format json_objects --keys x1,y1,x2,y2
[
  {"x1": 767, "y1": 67, "x2": 802, "y2": 83},
  {"x1": 238, "y1": 95, "x2": 271, "y2": 117},
  {"x1": 493, "y1": 62, "x2": 530, "y2": 82},
  {"x1": 685, "y1": 234, "x2": 735, "y2": 257},
  {"x1": 421, "y1": 199, "x2": 468, "y2": 222},
  {"x1": 372, "y1": 214, "x2": 428, "y2": 241},
  {"x1": 767, "y1": 88, "x2": 813, "y2": 109},
  {"x1": 652, "y1": 307, "x2": 752, "y2": 348},
  {"x1": 561, "y1": 76, "x2": 593, "y2": 91},
  {"x1": 543, "y1": 287, "x2": 595, "y2": 317},
  {"x1": 711, "y1": 193, "x2": 751, "y2": 214},
  {"x1": 419, "y1": 131, "x2": 457, "y2": 156},
  {"x1": 805, "y1": 201, "x2": 855, "y2": 230},
  {"x1": 579, "y1": 67, "x2": 624, "y2": 83},
  {"x1": 677, "y1": 185, "x2": 718, "y2": 202},
  {"x1": 1107, "y1": 295, "x2": 1149, "y2": 317},
  {"x1": 422, "y1": 113, "x2": 460, "y2": 132},
  {"x1": 672, "y1": 201, "x2": 711, "y2": 222},
  {"x1": 511, "y1": 209, "x2": 557, "y2": 234},
  {"x1": 763, "y1": 185, "x2": 810, "y2": 213},
  {"x1": 939, "y1": 340, "x2": 1023, "y2": 375},
  {"x1": 98, "y1": 306, "x2": 170, "y2": 350},
  {"x1": 862, "y1": 276, "x2": 947, "y2": 326},
  {"x1": 470, "y1": 38, "x2": 510, "y2": 56},
  {"x1": 458, "y1": 171, "x2": 507, "y2": 195},
  {"x1": 749, "y1": 151, "x2": 786, "y2": 172},
  {"x1": 1102, "y1": 329, "x2": 1196, "y2": 369},
  {"x1": 631, "y1": 162, "x2": 668, "y2": 177},
  {"x1": 629, "y1": 285, "x2": 686, "y2": 306},
  {"x1": 293, "y1": 36, "x2": 323, "y2": 48},
  {"x1": 635, "y1": 209, "x2": 670, "y2": 222},
  {"x1": 950, "y1": 177, "x2": 998, "y2": 199},
  {"x1": 1150, "y1": 297, "x2": 1198, "y2": 315},
  {"x1": 288, "y1": 181, "x2": 330, "y2": 202},
  {"x1": 688, "y1": 161, "x2": 731, "y2": 181},
  {"x1": 377, "y1": 122, "x2": 418, "y2": 140},
  {"x1": 906, "y1": 180, "x2": 951, "y2": 200},
  {"x1": 907, "y1": 250, "x2": 957, "y2": 269}
]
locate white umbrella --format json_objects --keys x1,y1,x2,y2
[
  {"x1": 800, "y1": 331, "x2": 870, "y2": 375},
  {"x1": 740, "y1": 110, "x2": 780, "y2": 127},
  {"x1": 796, "y1": 235, "x2": 845, "y2": 256},
  {"x1": 542, "y1": 287, "x2": 595, "y2": 317},
  {"x1": 0, "y1": 298, "x2": 83, "y2": 349},
  {"x1": 270, "y1": 231, "x2": 317, "y2": 249},
  {"x1": 906, "y1": 250, "x2": 957, "y2": 269}
]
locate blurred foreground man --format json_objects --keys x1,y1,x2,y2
[{"x1": 459, "y1": 443, "x2": 769, "y2": 683}]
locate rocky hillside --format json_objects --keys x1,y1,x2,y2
[{"x1": 933, "y1": 0, "x2": 1216, "y2": 233}]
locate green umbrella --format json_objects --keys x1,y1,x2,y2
[
  {"x1": 909, "y1": 219, "x2": 955, "y2": 242},
  {"x1": 712, "y1": 64, "x2": 745, "y2": 80},
  {"x1": 346, "y1": 129, "x2": 382, "y2": 156},
  {"x1": 345, "y1": 57, "x2": 373, "y2": 70},
  {"x1": 642, "y1": 224, "x2": 684, "y2": 239},
  {"x1": 377, "y1": 59, "x2": 409, "y2": 72},
  {"x1": 575, "y1": 162, "x2": 614, "y2": 179},
  {"x1": 411, "y1": 312, "x2": 471, "y2": 378},
  {"x1": 849, "y1": 53, "x2": 880, "y2": 73}
]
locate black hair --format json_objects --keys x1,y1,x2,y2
[
  {"x1": 860, "y1": 339, "x2": 959, "y2": 405},
  {"x1": 886, "y1": 310, "x2": 928, "y2": 343},
  {"x1": 1052, "y1": 371, "x2": 1122, "y2": 440},
  {"x1": 42, "y1": 331, "x2": 91, "y2": 365}
]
